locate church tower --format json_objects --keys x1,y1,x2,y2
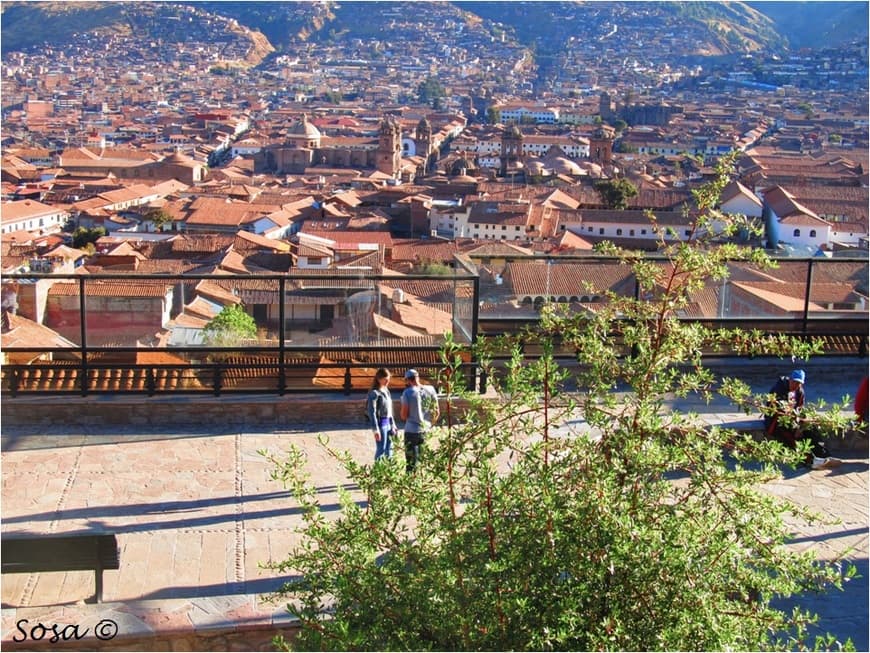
[
  {"x1": 589, "y1": 125, "x2": 615, "y2": 167},
  {"x1": 599, "y1": 92, "x2": 616, "y2": 122},
  {"x1": 500, "y1": 124, "x2": 523, "y2": 177},
  {"x1": 414, "y1": 117, "x2": 433, "y2": 173},
  {"x1": 376, "y1": 116, "x2": 402, "y2": 177}
]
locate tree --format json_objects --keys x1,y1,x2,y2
[
  {"x1": 71, "y1": 226, "x2": 106, "y2": 250},
  {"x1": 612, "y1": 118, "x2": 628, "y2": 133},
  {"x1": 202, "y1": 304, "x2": 257, "y2": 347},
  {"x1": 486, "y1": 107, "x2": 501, "y2": 124},
  {"x1": 143, "y1": 207, "x2": 174, "y2": 232},
  {"x1": 413, "y1": 260, "x2": 453, "y2": 276},
  {"x1": 264, "y1": 153, "x2": 855, "y2": 651},
  {"x1": 594, "y1": 178, "x2": 639, "y2": 209},
  {"x1": 797, "y1": 102, "x2": 815, "y2": 120},
  {"x1": 416, "y1": 75, "x2": 446, "y2": 106}
]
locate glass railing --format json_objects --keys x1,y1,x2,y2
[{"x1": 1, "y1": 256, "x2": 866, "y2": 397}]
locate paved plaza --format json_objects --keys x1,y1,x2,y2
[{"x1": 1, "y1": 358, "x2": 868, "y2": 649}]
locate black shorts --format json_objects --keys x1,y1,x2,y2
[{"x1": 404, "y1": 432, "x2": 423, "y2": 445}]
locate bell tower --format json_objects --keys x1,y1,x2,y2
[
  {"x1": 589, "y1": 125, "x2": 615, "y2": 166},
  {"x1": 415, "y1": 117, "x2": 433, "y2": 172},
  {"x1": 376, "y1": 116, "x2": 402, "y2": 177},
  {"x1": 500, "y1": 124, "x2": 523, "y2": 177}
]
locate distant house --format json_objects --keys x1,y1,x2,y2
[
  {"x1": 719, "y1": 180, "x2": 763, "y2": 218},
  {"x1": 762, "y1": 186, "x2": 833, "y2": 251},
  {"x1": 0, "y1": 199, "x2": 70, "y2": 235},
  {"x1": 567, "y1": 209, "x2": 696, "y2": 243},
  {"x1": 44, "y1": 280, "x2": 174, "y2": 346}
]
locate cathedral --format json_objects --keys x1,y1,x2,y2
[{"x1": 254, "y1": 115, "x2": 405, "y2": 178}]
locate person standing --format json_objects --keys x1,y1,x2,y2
[
  {"x1": 764, "y1": 369, "x2": 839, "y2": 470},
  {"x1": 366, "y1": 368, "x2": 397, "y2": 461},
  {"x1": 400, "y1": 368, "x2": 439, "y2": 472}
]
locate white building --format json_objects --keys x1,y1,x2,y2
[
  {"x1": 0, "y1": 199, "x2": 70, "y2": 235},
  {"x1": 496, "y1": 104, "x2": 560, "y2": 124}
]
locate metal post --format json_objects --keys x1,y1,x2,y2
[
  {"x1": 213, "y1": 365, "x2": 222, "y2": 397},
  {"x1": 802, "y1": 259, "x2": 814, "y2": 337},
  {"x1": 470, "y1": 271, "x2": 480, "y2": 393},
  {"x1": 10, "y1": 367, "x2": 19, "y2": 398},
  {"x1": 343, "y1": 366, "x2": 352, "y2": 395},
  {"x1": 79, "y1": 276, "x2": 88, "y2": 396},
  {"x1": 278, "y1": 277, "x2": 286, "y2": 395}
]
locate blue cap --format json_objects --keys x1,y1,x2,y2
[
  {"x1": 404, "y1": 369, "x2": 419, "y2": 379},
  {"x1": 790, "y1": 369, "x2": 806, "y2": 384}
]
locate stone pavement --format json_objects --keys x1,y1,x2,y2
[{"x1": 1, "y1": 357, "x2": 868, "y2": 650}]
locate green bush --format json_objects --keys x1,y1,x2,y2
[{"x1": 263, "y1": 153, "x2": 855, "y2": 651}]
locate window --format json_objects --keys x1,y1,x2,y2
[
  {"x1": 685, "y1": 230, "x2": 691, "y2": 236},
  {"x1": 630, "y1": 229, "x2": 635, "y2": 236},
  {"x1": 616, "y1": 229, "x2": 622, "y2": 236},
  {"x1": 588, "y1": 226, "x2": 593, "y2": 233},
  {"x1": 793, "y1": 229, "x2": 801, "y2": 237},
  {"x1": 599, "y1": 228, "x2": 604, "y2": 235},
  {"x1": 809, "y1": 230, "x2": 817, "y2": 237},
  {"x1": 641, "y1": 229, "x2": 647, "y2": 235}
]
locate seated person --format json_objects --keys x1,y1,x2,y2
[{"x1": 764, "y1": 369, "x2": 840, "y2": 470}]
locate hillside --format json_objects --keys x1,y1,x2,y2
[
  {"x1": 0, "y1": 1, "x2": 275, "y2": 65},
  {"x1": 746, "y1": 1, "x2": 869, "y2": 49},
  {"x1": 1, "y1": 1, "x2": 866, "y2": 59}
]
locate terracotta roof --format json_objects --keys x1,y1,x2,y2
[
  {"x1": 303, "y1": 229, "x2": 393, "y2": 246},
  {"x1": 505, "y1": 261, "x2": 634, "y2": 298},
  {"x1": 392, "y1": 296, "x2": 453, "y2": 335},
  {"x1": 47, "y1": 281, "x2": 172, "y2": 297},
  {"x1": 1, "y1": 199, "x2": 67, "y2": 223},
  {"x1": 2, "y1": 312, "x2": 78, "y2": 349},
  {"x1": 390, "y1": 238, "x2": 469, "y2": 262},
  {"x1": 468, "y1": 201, "x2": 530, "y2": 226}
]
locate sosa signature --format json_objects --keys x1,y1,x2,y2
[{"x1": 13, "y1": 618, "x2": 119, "y2": 643}]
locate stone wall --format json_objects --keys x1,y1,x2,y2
[{"x1": 1, "y1": 394, "x2": 465, "y2": 429}]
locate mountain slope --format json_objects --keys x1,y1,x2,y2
[
  {"x1": 746, "y1": 1, "x2": 869, "y2": 49},
  {"x1": 2, "y1": 1, "x2": 865, "y2": 58}
]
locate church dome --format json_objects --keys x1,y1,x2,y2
[
  {"x1": 524, "y1": 158, "x2": 548, "y2": 176},
  {"x1": 550, "y1": 156, "x2": 583, "y2": 176},
  {"x1": 289, "y1": 114, "x2": 321, "y2": 140}
]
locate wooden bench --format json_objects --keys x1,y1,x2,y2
[{"x1": 1, "y1": 533, "x2": 119, "y2": 603}]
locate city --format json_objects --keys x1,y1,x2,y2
[{"x1": 1, "y1": 2, "x2": 868, "y2": 650}]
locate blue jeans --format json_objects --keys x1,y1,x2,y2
[{"x1": 375, "y1": 421, "x2": 393, "y2": 460}]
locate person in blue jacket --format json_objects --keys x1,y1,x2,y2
[{"x1": 366, "y1": 368, "x2": 397, "y2": 461}]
